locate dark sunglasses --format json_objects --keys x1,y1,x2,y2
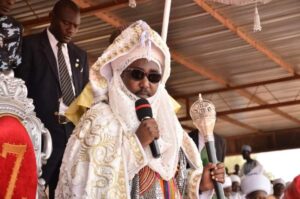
[{"x1": 124, "y1": 68, "x2": 162, "y2": 83}]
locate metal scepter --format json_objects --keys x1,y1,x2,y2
[{"x1": 190, "y1": 94, "x2": 225, "y2": 199}]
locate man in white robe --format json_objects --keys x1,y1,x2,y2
[
  {"x1": 240, "y1": 145, "x2": 264, "y2": 176},
  {"x1": 55, "y1": 20, "x2": 224, "y2": 199}
]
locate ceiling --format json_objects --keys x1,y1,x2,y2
[{"x1": 11, "y1": 0, "x2": 300, "y2": 154}]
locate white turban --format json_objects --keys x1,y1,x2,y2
[
  {"x1": 230, "y1": 174, "x2": 241, "y2": 184},
  {"x1": 223, "y1": 175, "x2": 232, "y2": 188},
  {"x1": 88, "y1": 20, "x2": 189, "y2": 181},
  {"x1": 241, "y1": 174, "x2": 271, "y2": 196}
]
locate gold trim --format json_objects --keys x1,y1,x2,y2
[{"x1": 1, "y1": 143, "x2": 27, "y2": 199}]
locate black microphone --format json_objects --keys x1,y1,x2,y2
[{"x1": 135, "y1": 98, "x2": 161, "y2": 158}]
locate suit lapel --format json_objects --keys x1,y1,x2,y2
[
  {"x1": 68, "y1": 44, "x2": 80, "y2": 96},
  {"x1": 41, "y1": 30, "x2": 60, "y2": 84}
]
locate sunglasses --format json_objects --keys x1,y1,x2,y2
[{"x1": 124, "y1": 68, "x2": 162, "y2": 83}]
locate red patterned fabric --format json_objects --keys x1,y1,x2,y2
[{"x1": 0, "y1": 116, "x2": 37, "y2": 199}]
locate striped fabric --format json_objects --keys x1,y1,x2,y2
[
  {"x1": 139, "y1": 166, "x2": 181, "y2": 199},
  {"x1": 57, "y1": 42, "x2": 74, "y2": 106}
]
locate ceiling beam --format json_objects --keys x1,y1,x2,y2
[
  {"x1": 225, "y1": 127, "x2": 300, "y2": 155},
  {"x1": 179, "y1": 114, "x2": 261, "y2": 132},
  {"x1": 171, "y1": 49, "x2": 300, "y2": 124},
  {"x1": 22, "y1": 0, "x2": 150, "y2": 29},
  {"x1": 177, "y1": 0, "x2": 300, "y2": 125},
  {"x1": 219, "y1": 115, "x2": 261, "y2": 133},
  {"x1": 218, "y1": 99, "x2": 300, "y2": 116},
  {"x1": 173, "y1": 75, "x2": 300, "y2": 98},
  {"x1": 171, "y1": 50, "x2": 228, "y2": 85},
  {"x1": 193, "y1": 0, "x2": 296, "y2": 75},
  {"x1": 178, "y1": 99, "x2": 300, "y2": 119}
]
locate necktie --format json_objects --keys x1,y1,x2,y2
[{"x1": 57, "y1": 42, "x2": 75, "y2": 106}]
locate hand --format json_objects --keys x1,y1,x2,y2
[
  {"x1": 135, "y1": 118, "x2": 159, "y2": 147},
  {"x1": 200, "y1": 162, "x2": 225, "y2": 192}
]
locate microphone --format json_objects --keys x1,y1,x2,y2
[{"x1": 135, "y1": 98, "x2": 161, "y2": 158}]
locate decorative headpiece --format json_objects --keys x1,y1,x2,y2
[{"x1": 89, "y1": 20, "x2": 170, "y2": 102}]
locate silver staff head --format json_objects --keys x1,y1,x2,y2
[{"x1": 190, "y1": 94, "x2": 216, "y2": 142}]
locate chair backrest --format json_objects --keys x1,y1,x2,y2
[{"x1": 0, "y1": 73, "x2": 52, "y2": 199}]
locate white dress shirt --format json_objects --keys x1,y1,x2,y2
[{"x1": 47, "y1": 28, "x2": 75, "y2": 114}]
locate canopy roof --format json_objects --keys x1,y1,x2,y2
[{"x1": 12, "y1": 0, "x2": 300, "y2": 154}]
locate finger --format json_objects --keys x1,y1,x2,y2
[
  {"x1": 212, "y1": 168, "x2": 225, "y2": 175},
  {"x1": 216, "y1": 162, "x2": 225, "y2": 169},
  {"x1": 211, "y1": 172, "x2": 224, "y2": 182}
]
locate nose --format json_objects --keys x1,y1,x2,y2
[
  {"x1": 67, "y1": 25, "x2": 78, "y2": 35},
  {"x1": 139, "y1": 75, "x2": 150, "y2": 88}
]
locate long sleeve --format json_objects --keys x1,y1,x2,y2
[
  {"x1": 55, "y1": 102, "x2": 147, "y2": 199},
  {"x1": 122, "y1": 131, "x2": 148, "y2": 180},
  {"x1": 181, "y1": 132, "x2": 205, "y2": 199}
]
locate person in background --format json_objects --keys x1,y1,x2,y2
[
  {"x1": 15, "y1": 0, "x2": 89, "y2": 198},
  {"x1": 230, "y1": 175, "x2": 243, "y2": 199},
  {"x1": 233, "y1": 164, "x2": 240, "y2": 176},
  {"x1": 241, "y1": 174, "x2": 271, "y2": 199},
  {"x1": 55, "y1": 20, "x2": 225, "y2": 199},
  {"x1": 268, "y1": 178, "x2": 285, "y2": 199},
  {"x1": 223, "y1": 175, "x2": 232, "y2": 199},
  {"x1": 0, "y1": 0, "x2": 22, "y2": 73},
  {"x1": 240, "y1": 145, "x2": 264, "y2": 176},
  {"x1": 225, "y1": 167, "x2": 230, "y2": 175}
]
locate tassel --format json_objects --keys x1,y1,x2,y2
[
  {"x1": 129, "y1": 0, "x2": 136, "y2": 8},
  {"x1": 253, "y1": 3, "x2": 262, "y2": 32}
]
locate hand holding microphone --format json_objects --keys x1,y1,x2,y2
[{"x1": 135, "y1": 98, "x2": 161, "y2": 158}]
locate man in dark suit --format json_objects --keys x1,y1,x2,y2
[{"x1": 15, "y1": 0, "x2": 89, "y2": 198}]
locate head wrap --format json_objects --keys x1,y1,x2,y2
[
  {"x1": 241, "y1": 144, "x2": 252, "y2": 153},
  {"x1": 273, "y1": 178, "x2": 285, "y2": 186},
  {"x1": 241, "y1": 174, "x2": 271, "y2": 196},
  {"x1": 230, "y1": 174, "x2": 241, "y2": 184},
  {"x1": 89, "y1": 20, "x2": 183, "y2": 180},
  {"x1": 223, "y1": 175, "x2": 232, "y2": 188},
  {"x1": 284, "y1": 175, "x2": 300, "y2": 199}
]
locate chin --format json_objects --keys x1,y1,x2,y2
[{"x1": 137, "y1": 94, "x2": 150, "y2": 99}]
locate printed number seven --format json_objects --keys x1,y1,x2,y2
[{"x1": 1, "y1": 143, "x2": 27, "y2": 199}]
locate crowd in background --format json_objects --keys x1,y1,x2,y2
[{"x1": 222, "y1": 145, "x2": 300, "y2": 199}]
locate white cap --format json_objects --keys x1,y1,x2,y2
[
  {"x1": 230, "y1": 175, "x2": 241, "y2": 184},
  {"x1": 273, "y1": 178, "x2": 285, "y2": 186},
  {"x1": 241, "y1": 174, "x2": 271, "y2": 196},
  {"x1": 241, "y1": 145, "x2": 252, "y2": 152},
  {"x1": 223, "y1": 175, "x2": 232, "y2": 188}
]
